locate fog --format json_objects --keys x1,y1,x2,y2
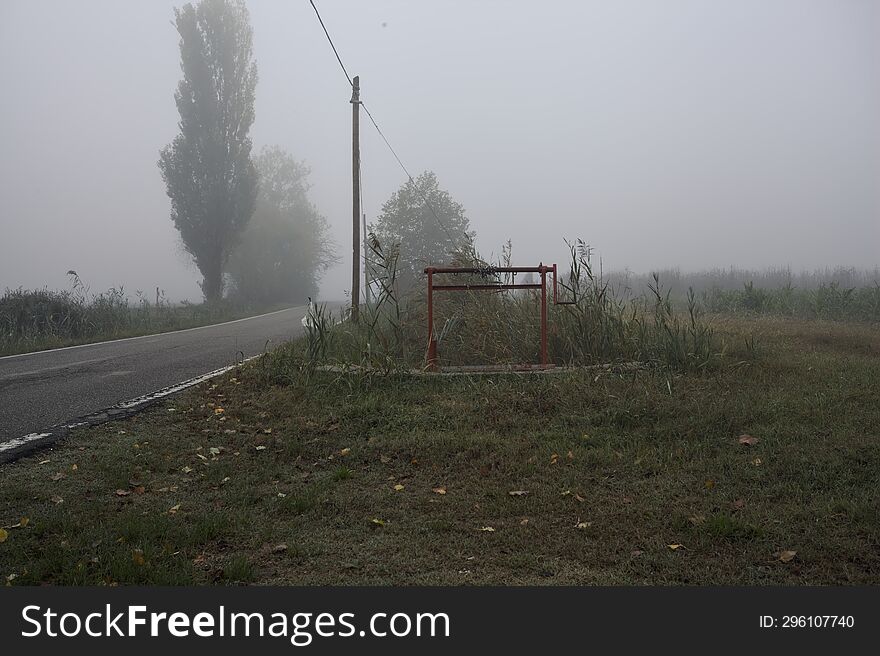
[{"x1": 1, "y1": 0, "x2": 878, "y2": 302}]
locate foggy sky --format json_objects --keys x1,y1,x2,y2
[{"x1": 1, "y1": 0, "x2": 878, "y2": 302}]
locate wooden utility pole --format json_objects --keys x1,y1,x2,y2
[{"x1": 350, "y1": 75, "x2": 361, "y2": 322}]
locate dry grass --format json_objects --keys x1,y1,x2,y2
[{"x1": 1, "y1": 274, "x2": 276, "y2": 356}]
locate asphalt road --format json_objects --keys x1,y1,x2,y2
[{"x1": 0, "y1": 305, "x2": 317, "y2": 442}]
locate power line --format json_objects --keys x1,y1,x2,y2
[
  {"x1": 361, "y1": 102, "x2": 458, "y2": 244},
  {"x1": 307, "y1": 0, "x2": 462, "y2": 246},
  {"x1": 308, "y1": 0, "x2": 352, "y2": 86}
]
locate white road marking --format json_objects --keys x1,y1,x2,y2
[{"x1": 0, "y1": 432, "x2": 53, "y2": 452}]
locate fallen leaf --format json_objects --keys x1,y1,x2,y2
[
  {"x1": 71, "y1": 464, "x2": 78, "y2": 471},
  {"x1": 340, "y1": 448, "x2": 351, "y2": 456},
  {"x1": 667, "y1": 544, "x2": 685, "y2": 550},
  {"x1": 196, "y1": 453, "x2": 208, "y2": 461},
  {"x1": 393, "y1": 484, "x2": 404, "y2": 491},
  {"x1": 133, "y1": 486, "x2": 146, "y2": 495},
  {"x1": 50, "y1": 495, "x2": 64, "y2": 505},
  {"x1": 115, "y1": 489, "x2": 131, "y2": 497},
  {"x1": 255, "y1": 445, "x2": 267, "y2": 451},
  {"x1": 262, "y1": 428, "x2": 272, "y2": 434},
  {"x1": 574, "y1": 493, "x2": 586, "y2": 503},
  {"x1": 0, "y1": 528, "x2": 7, "y2": 543},
  {"x1": 575, "y1": 520, "x2": 592, "y2": 530},
  {"x1": 209, "y1": 447, "x2": 220, "y2": 456},
  {"x1": 508, "y1": 490, "x2": 529, "y2": 496},
  {"x1": 16, "y1": 518, "x2": 29, "y2": 528},
  {"x1": 271, "y1": 543, "x2": 288, "y2": 554},
  {"x1": 752, "y1": 458, "x2": 763, "y2": 466},
  {"x1": 181, "y1": 466, "x2": 193, "y2": 473},
  {"x1": 214, "y1": 407, "x2": 225, "y2": 414},
  {"x1": 51, "y1": 472, "x2": 66, "y2": 482},
  {"x1": 778, "y1": 550, "x2": 797, "y2": 563},
  {"x1": 567, "y1": 451, "x2": 574, "y2": 460},
  {"x1": 369, "y1": 518, "x2": 385, "y2": 527},
  {"x1": 432, "y1": 487, "x2": 446, "y2": 495},
  {"x1": 560, "y1": 489, "x2": 572, "y2": 497},
  {"x1": 168, "y1": 504, "x2": 181, "y2": 514},
  {"x1": 704, "y1": 479, "x2": 716, "y2": 489},
  {"x1": 380, "y1": 455, "x2": 392, "y2": 464},
  {"x1": 520, "y1": 518, "x2": 529, "y2": 525},
  {"x1": 738, "y1": 434, "x2": 759, "y2": 446},
  {"x1": 479, "y1": 526, "x2": 496, "y2": 532},
  {"x1": 132, "y1": 549, "x2": 145, "y2": 566},
  {"x1": 277, "y1": 492, "x2": 287, "y2": 498},
  {"x1": 549, "y1": 453, "x2": 559, "y2": 465}
]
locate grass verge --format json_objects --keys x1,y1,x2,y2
[{"x1": 1, "y1": 315, "x2": 878, "y2": 585}]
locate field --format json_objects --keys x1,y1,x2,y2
[{"x1": 1, "y1": 312, "x2": 878, "y2": 585}]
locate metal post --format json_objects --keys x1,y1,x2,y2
[
  {"x1": 426, "y1": 268, "x2": 437, "y2": 370},
  {"x1": 540, "y1": 265, "x2": 548, "y2": 366},
  {"x1": 350, "y1": 75, "x2": 361, "y2": 322}
]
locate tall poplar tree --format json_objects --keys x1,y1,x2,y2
[{"x1": 158, "y1": 0, "x2": 258, "y2": 302}]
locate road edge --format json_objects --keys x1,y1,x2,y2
[{"x1": 0, "y1": 355, "x2": 260, "y2": 465}]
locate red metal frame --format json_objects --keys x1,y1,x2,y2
[{"x1": 425, "y1": 264, "x2": 572, "y2": 371}]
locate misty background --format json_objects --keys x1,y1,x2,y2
[{"x1": 1, "y1": 0, "x2": 878, "y2": 302}]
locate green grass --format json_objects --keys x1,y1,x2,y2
[
  {"x1": 1, "y1": 315, "x2": 878, "y2": 585},
  {"x1": 702, "y1": 281, "x2": 880, "y2": 322}
]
